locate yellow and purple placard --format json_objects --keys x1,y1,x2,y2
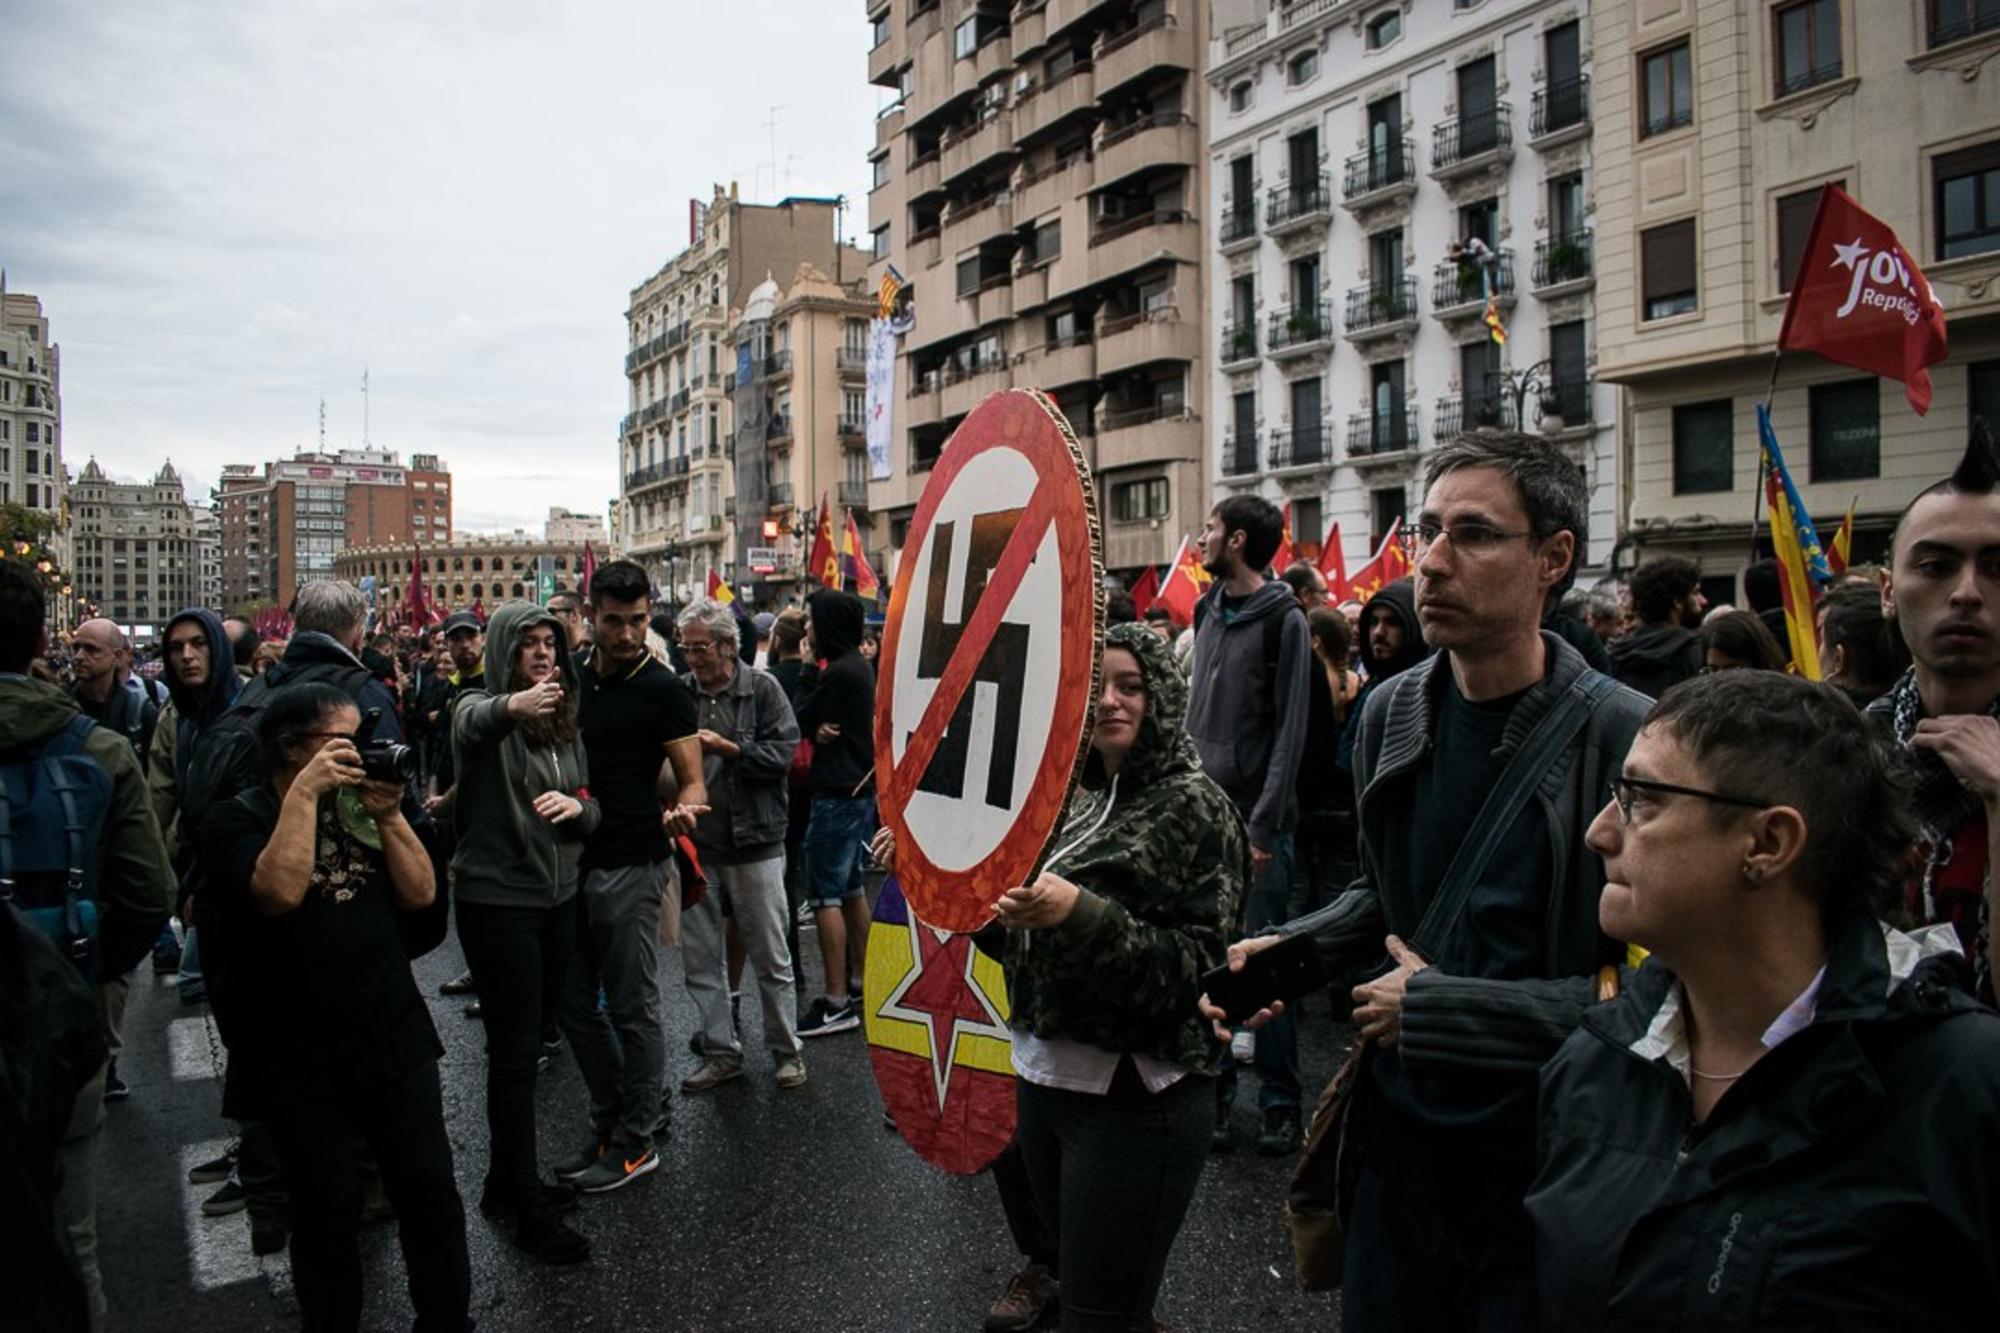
[{"x1": 864, "y1": 874, "x2": 1016, "y2": 1175}]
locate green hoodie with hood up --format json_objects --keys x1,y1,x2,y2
[
  {"x1": 1005, "y1": 622, "x2": 1251, "y2": 1076},
  {"x1": 449, "y1": 603, "x2": 601, "y2": 908}
]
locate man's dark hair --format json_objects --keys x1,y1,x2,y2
[
  {"x1": 1629, "y1": 557, "x2": 1702, "y2": 625},
  {"x1": 1143, "y1": 605, "x2": 1176, "y2": 627},
  {"x1": 1105, "y1": 591, "x2": 1137, "y2": 624},
  {"x1": 226, "y1": 617, "x2": 261, "y2": 667},
  {"x1": 771, "y1": 611, "x2": 807, "y2": 660},
  {"x1": 546, "y1": 589, "x2": 581, "y2": 612},
  {"x1": 649, "y1": 610, "x2": 677, "y2": 642},
  {"x1": 257, "y1": 682, "x2": 356, "y2": 776},
  {"x1": 1211, "y1": 495, "x2": 1285, "y2": 571},
  {"x1": 589, "y1": 559, "x2": 650, "y2": 607},
  {"x1": 1279, "y1": 562, "x2": 1322, "y2": 601},
  {"x1": 1740, "y1": 559, "x2": 1782, "y2": 615},
  {"x1": 1819, "y1": 585, "x2": 1909, "y2": 698},
  {"x1": 1699, "y1": 609, "x2": 1787, "y2": 672},
  {"x1": 1424, "y1": 429, "x2": 1589, "y2": 601},
  {"x1": 1647, "y1": 672, "x2": 1914, "y2": 931},
  {"x1": 1893, "y1": 419, "x2": 2000, "y2": 549},
  {"x1": 0, "y1": 560, "x2": 47, "y2": 673},
  {"x1": 1307, "y1": 605, "x2": 1351, "y2": 662}
]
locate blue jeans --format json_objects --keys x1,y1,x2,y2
[
  {"x1": 1217, "y1": 832, "x2": 1302, "y2": 1114},
  {"x1": 177, "y1": 925, "x2": 207, "y2": 1002},
  {"x1": 802, "y1": 795, "x2": 875, "y2": 908}
]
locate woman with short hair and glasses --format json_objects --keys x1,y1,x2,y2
[{"x1": 1527, "y1": 671, "x2": 2000, "y2": 1330}]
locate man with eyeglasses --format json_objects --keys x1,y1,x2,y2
[{"x1": 1206, "y1": 431, "x2": 1649, "y2": 1331}]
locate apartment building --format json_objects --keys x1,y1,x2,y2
[
  {"x1": 1208, "y1": 0, "x2": 1615, "y2": 571},
  {"x1": 68, "y1": 459, "x2": 198, "y2": 637},
  {"x1": 336, "y1": 529, "x2": 594, "y2": 620},
  {"x1": 863, "y1": 0, "x2": 1211, "y2": 580},
  {"x1": 216, "y1": 448, "x2": 453, "y2": 612},
  {"x1": 1595, "y1": 0, "x2": 2000, "y2": 594},
  {"x1": 620, "y1": 185, "x2": 867, "y2": 601},
  {"x1": 0, "y1": 286, "x2": 64, "y2": 526},
  {"x1": 193, "y1": 505, "x2": 222, "y2": 611},
  {"x1": 544, "y1": 506, "x2": 608, "y2": 548},
  {"x1": 727, "y1": 264, "x2": 878, "y2": 603}
]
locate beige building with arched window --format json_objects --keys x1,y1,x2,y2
[{"x1": 335, "y1": 532, "x2": 590, "y2": 622}]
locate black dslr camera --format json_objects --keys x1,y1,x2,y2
[{"x1": 356, "y1": 708, "x2": 418, "y2": 783}]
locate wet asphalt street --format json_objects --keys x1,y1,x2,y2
[{"x1": 96, "y1": 918, "x2": 1348, "y2": 1333}]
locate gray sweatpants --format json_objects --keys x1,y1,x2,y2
[
  {"x1": 683, "y1": 856, "x2": 802, "y2": 1063},
  {"x1": 558, "y1": 860, "x2": 669, "y2": 1146},
  {"x1": 59, "y1": 1064, "x2": 107, "y2": 1330}
]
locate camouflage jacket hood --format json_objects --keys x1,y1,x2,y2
[{"x1": 1006, "y1": 622, "x2": 1250, "y2": 1075}]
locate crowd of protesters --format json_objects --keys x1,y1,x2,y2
[{"x1": 5, "y1": 424, "x2": 2000, "y2": 1333}]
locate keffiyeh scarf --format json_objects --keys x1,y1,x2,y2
[{"x1": 1888, "y1": 670, "x2": 1995, "y2": 999}]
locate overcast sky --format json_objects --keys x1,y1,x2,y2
[{"x1": 1, "y1": 0, "x2": 883, "y2": 532}]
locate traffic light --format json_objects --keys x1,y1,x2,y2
[{"x1": 761, "y1": 518, "x2": 780, "y2": 540}]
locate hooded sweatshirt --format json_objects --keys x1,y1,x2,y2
[
  {"x1": 1006, "y1": 622, "x2": 1250, "y2": 1075},
  {"x1": 1607, "y1": 620, "x2": 1702, "y2": 700},
  {"x1": 449, "y1": 604, "x2": 601, "y2": 908},
  {"x1": 795, "y1": 588, "x2": 875, "y2": 797},
  {"x1": 148, "y1": 608, "x2": 243, "y2": 857},
  {"x1": 1340, "y1": 578, "x2": 1427, "y2": 773},
  {"x1": 1184, "y1": 578, "x2": 1310, "y2": 849},
  {"x1": 0, "y1": 673, "x2": 176, "y2": 980}
]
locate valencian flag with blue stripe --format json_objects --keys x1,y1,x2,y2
[{"x1": 1757, "y1": 404, "x2": 1830, "y2": 680}]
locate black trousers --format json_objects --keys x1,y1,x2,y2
[
  {"x1": 990, "y1": 1138, "x2": 1056, "y2": 1272},
  {"x1": 1015, "y1": 1064, "x2": 1212, "y2": 1333},
  {"x1": 456, "y1": 898, "x2": 576, "y2": 1202},
  {"x1": 263, "y1": 1059, "x2": 470, "y2": 1333}
]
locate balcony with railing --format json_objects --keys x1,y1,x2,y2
[
  {"x1": 1537, "y1": 378, "x2": 1594, "y2": 430},
  {"x1": 1218, "y1": 202, "x2": 1257, "y2": 252},
  {"x1": 625, "y1": 332, "x2": 670, "y2": 375},
  {"x1": 1221, "y1": 430, "x2": 1262, "y2": 478},
  {"x1": 1342, "y1": 142, "x2": 1416, "y2": 209},
  {"x1": 1430, "y1": 105, "x2": 1513, "y2": 178},
  {"x1": 1434, "y1": 394, "x2": 1517, "y2": 441},
  {"x1": 671, "y1": 387, "x2": 691, "y2": 412},
  {"x1": 767, "y1": 414, "x2": 793, "y2": 443},
  {"x1": 837, "y1": 347, "x2": 868, "y2": 374},
  {"x1": 1267, "y1": 301, "x2": 1334, "y2": 359},
  {"x1": 839, "y1": 480, "x2": 871, "y2": 509},
  {"x1": 1268, "y1": 423, "x2": 1329, "y2": 472},
  {"x1": 1266, "y1": 175, "x2": 1331, "y2": 236},
  {"x1": 1531, "y1": 231, "x2": 1594, "y2": 293},
  {"x1": 1343, "y1": 278, "x2": 1419, "y2": 341},
  {"x1": 1346, "y1": 408, "x2": 1418, "y2": 458},
  {"x1": 766, "y1": 482, "x2": 795, "y2": 510},
  {"x1": 1431, "y1": 250, "x2": 1516, "y2": 318},
  {"x1": 838, "y1": 414, "x2": 867, "y2": 442},
  {"x1": 1530, "y1": 76, "x2": 1590, "y2": 145},
  {"x1": 767, "y1": 349, "x2": 793, "y2": 379},
  {"x1": 1219, "y1": 319, "x2": 1258, "y2": 368}
]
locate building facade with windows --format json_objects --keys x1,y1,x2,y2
[
  {"x1": 1, "y1": 287, "x2": 65, "y2": 537},
  {"x1": 192, "y1": 504, "x2": 222, "y2": 612},
  {"x1": 1595, "y1": 0, "x2": 2000, "y2": 592},
  {"x1": 620, "y1": 185, "x2": 867, "y2": 602},
  {"x1": 68, "y1": 460, "x2": 198, "y2": 638},
  {"x1": 863, "y1": 0, "x2": 1212, "y2": 582},
  {"x1": 215, "y1": 448, "x2": 453, "y2": 613},
  {"x1": 1207, "y1": 0, "x2": 1615, "y2": 573},
  {"x1": 335, "y1": 530, "x2": 592, "y2": 623}
]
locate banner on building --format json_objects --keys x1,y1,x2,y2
[{"x1": 867, "y1": 317, "x2": 896, "y2": 481}]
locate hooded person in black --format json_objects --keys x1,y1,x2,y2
[
  {"x1": 1339, "y1": 578, "x2": 1425, "y2": 773},
  {"x1": 793, "y1": 588, "x2": 878, "y2": 1035},
  {"x1": 1608, "y1": 557, "x2": 1707, "y2": 698}
]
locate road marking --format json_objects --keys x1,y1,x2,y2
[
  {"x1": 180, "y1": 1139, "x2": 291, "y2": 1293},
  {"x1": 169, "y1": 1016, "x2": 223, "y2": 1082}
]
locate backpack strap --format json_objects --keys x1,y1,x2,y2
[
  {"x1": 0, "y1": 716, "x2": 97, "y2": 894},
  {"x1": 47, "y1": 767, "x2": 92, "y2": 963},
  {"x1": 1408, "y1": 670, "x2": 1618, "y2": 964}
]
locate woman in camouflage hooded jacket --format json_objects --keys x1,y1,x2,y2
[{"x1": 991, "y1": 619, "x2": 1250, "y2": 1331}]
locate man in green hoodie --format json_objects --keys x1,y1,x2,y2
[{"x1": 0, "y1": 561, "x2": 176, "y2": 1328}]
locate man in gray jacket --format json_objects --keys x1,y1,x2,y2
[
  {"x1": 1212, "y1": 431, "x2": 1648, "y2": 1331},
  {"x1": 1186, "y1": 494, "x2": 1311, "y2": 1154},
  {"x1": 673, "y1": 599, "x2": 807, "y2": 1092}
]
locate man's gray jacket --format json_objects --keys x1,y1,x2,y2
[{"x1": 1185, "y1": 579, "x2": 1310, "y2": 850}]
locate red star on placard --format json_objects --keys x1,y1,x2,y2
[{"x1": 880, "y1": 919, "x2": 1008, "y2": 1108}]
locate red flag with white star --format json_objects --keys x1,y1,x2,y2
[{"x1": 1778, "y1": 185, "x2": 1949, "y2": 415}]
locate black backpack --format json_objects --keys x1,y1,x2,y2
[{"x1": 0, "y1": 716, "x2": 115, "y2": 981}]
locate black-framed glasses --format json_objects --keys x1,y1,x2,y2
[
  {"x1": 1399, "y1": 520, "x2": 1536, "y2": 555},
  {"x1": 1608, "y1": 775, "x2": 1770, "y2": 826}
]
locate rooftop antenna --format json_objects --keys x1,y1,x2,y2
[
  {"x1": 361, "y1": 365, "x2": 371, "y2": 448},
  {"x1": 759, "y1": 105, "x2": 787, "y2": 201},
  {"x1": 318, "y1": 396, "x2": 327, "y2": 450}
]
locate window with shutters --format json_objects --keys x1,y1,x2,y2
[
  {"x1": 1776, "y1": 181, "x2": 1841, "y2": 294},
  {"x1": 1641, "y1": 219, "x2": 1698, "y2": 320},
  {"x1": 1773, "y1": 0, "x2": 1841, "y2": 98},
  {"x1": 1673, "y1": 400, "x2": 1735, "y2": 494},
  {"x1": 1810, "y1": 379, "x2": 1880, "y2": 482},
  {"x1": 1640, "y1": 40, "x2": 1694, "y2": 137}
]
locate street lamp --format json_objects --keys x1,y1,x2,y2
[
  {"x1": 787, "y1": 512, "x2": 809, "y2": 602},
  {"x1": 662, "y1": 538, "x2": 683, "y2": 609},
  {"x1": 1484, "y1": 358, "x2": 1563, "y2": 432}
]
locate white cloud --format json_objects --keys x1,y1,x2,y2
[{"x1": 0, "y1": 0, "x2": 878, "y2": 531}]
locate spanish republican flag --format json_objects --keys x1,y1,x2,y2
[
  {"x1": 1269, "y1": 502, "x2": 1297, "y2": 573},
  {"x1": 705, "y1": 569, "x2": 737, "y2": 606},
  {"x1": 1346, "y1": 521, "x2": 1413, "y2": 602},
  {"x1": 1152, "y1": 536, "x2": 1212, "y2": 627},
  {"x1": 807, "y1": 494, "x2": 842, "y2": 589},
  {"x1": 1757, "y1": 404, "x2": 1828, "y2": 679},
  {"x1": 841, "y1": 510, "x2": 881, "y2": 599}
]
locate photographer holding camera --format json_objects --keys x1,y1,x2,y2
[
  {"x1": 449, "y1": 603, "x2": 601, "y2": 1263},
  {"x1": 197, "y1": 682, "x2": 470, "y2": 1333}
]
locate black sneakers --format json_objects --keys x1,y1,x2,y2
[
  {"x1": 1256, "y1": 1107, "x2": 1303, "y2": 1157},
  {"x1": 798, "y1": 997, "x2": 860, "y2": 1037},
  {"x1": 513, "y1": 1209, "x2": 591, "y2": 1265},
  {"x1": 103, "y1": 1061, "x2": 130, "y2": 1102}
]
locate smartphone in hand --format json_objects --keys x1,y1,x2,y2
[{"x1": 1201, "y1": 933, "x2": 1328, "y2": 1024}]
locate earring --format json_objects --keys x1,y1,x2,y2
[{"x1": 1741, "y1": 862, "x2": 1763, "y2": 886}]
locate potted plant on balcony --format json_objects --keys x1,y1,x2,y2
[
  {"x1": 1546, "y1": 237, "x2": 1586, "y2": 280},
  {"x1": 1286, "y1": 308, "x2": 1319, "y2": 341},
  {"x1": 1228, "y1": 326, "x2": 1256, "y2": 360}
]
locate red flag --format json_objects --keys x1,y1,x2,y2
[
  {"x1": 471, "y1": 597, "x2": 487, "y2": 624},
  {"x1": 1269, "y1": 503, "x2": 1296, "y2": 573},
  {"x1": 1778, "y1": 185, "x2": 1949, "y2": 415},
  {"x1": 1153, "y1": 536, "x2": 1213, "y2": 627},
  {"x1": 405, "y1": 543, "x2": 429, "y2": 628},
  {"x1": 1317, "y1": 521, "x2": 1350, "y2": 601},
  {"x1": 841, "y1": 510, "x2": 881, "y2": 599},
  {"x1": 581, "y1": 541, "x2": 597, "y2": 601},
  {"x1": 1825, "y1": 499, "x2": 1855, "y2": 577},
  {"x1": 1127, "y1": 562, "x2": 1161, "y2": 615},
  {"x1": 1346, "y1": 522, "x2": 1412, "y2": 602},
  {"x1": 806, "y1": 494, "x2": 841, "y2": 590}
]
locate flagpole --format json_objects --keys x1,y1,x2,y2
[{"x1": 1747, "y1": 347, "x2": 1785, "y2": 564}]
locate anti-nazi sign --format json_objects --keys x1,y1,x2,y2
[{"x1": 874, "y1": 389, "x2": 1102, "y2": 934}]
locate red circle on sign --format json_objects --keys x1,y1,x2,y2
[{"x1": 874, "y1": 389, "x2": 1101, "y2": 934}]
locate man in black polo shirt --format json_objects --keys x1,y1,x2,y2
[{"x1": 554, "y1": 560, "x2": 705, "y2": 1194}]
